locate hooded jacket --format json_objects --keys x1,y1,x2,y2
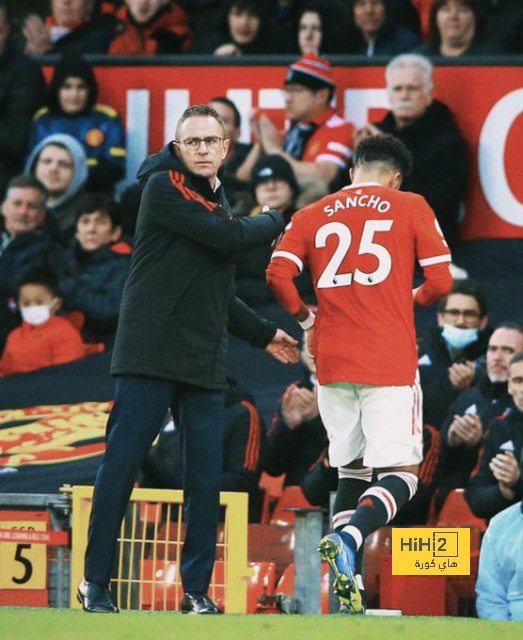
[
  {"x1": 376, "y1": 99, "x2": 467, "y2": 249},
  {"x1": 29, "y1": 56, "x2": 126, "y2": 192},
  {"x1": 25, "y1": 133, "x2": 88, "y2": 240},
  {"x1": 110, "y1": 144, "x2": 285, "y2": 389}
]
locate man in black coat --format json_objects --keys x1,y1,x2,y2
[
  {"x1": 78, "y1": 104, "x2": 299, "y2": 615},
  {"x1": 354, "y1": 53, "x2": 467, "y2": 251}
]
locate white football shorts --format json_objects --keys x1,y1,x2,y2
[{"x1": 317, "y1": 375, "x2": 423, "y2": 469}]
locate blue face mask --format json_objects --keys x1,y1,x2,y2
[{"x1": 441, "y1": 323, "x2": 479, "y2": 350}]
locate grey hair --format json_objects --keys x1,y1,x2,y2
[{"x1": 385, "y1": 54, "x2": 433, "y2": 94}]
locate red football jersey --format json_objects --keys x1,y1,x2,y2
[
  {"x1": 267, "y1": 182, "x2": 452, "y2": 386},
  {"x1": 297, "y1": 107, "x2": 353, "y2": 169}
]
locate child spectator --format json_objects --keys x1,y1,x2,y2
[
  {"x1": 30, "y1": 55, "x2": 126, "y2": 194},
  {"x1": 50, "y1": 192, "x2": 131, "y2": 344},
  {"x1": 109, "y1": 0, "x2": 194, "y2": 55},
  {"x1": 0, "y1": 267, "x2": 84, "y2": 376}
]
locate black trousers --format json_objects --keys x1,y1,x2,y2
[{"x1": 84, "y1": 375, "x2": 225, "y2": 593}]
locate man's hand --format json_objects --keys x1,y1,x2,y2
[
  {"x1": 23, "y1": 15, "x2": 52, "y2": 54},
  {"x1": 265, "y1": 329, "x2": 299, "y2": 363},
  {"x1": 448, "y1": 361, "x2": 474, "y2": 390},
  {"x1": 447, "y1": 414, "x2": 483, "y2": 448},
  {"x1": 281, "y1": 384, "x2": 319, "y2": 428},
  {"x1": 490, "y1": 450, "x2": 521, "y2": 499},
  {"x1": 257, "y1": 114, "x2": 283, "y2": 154}
]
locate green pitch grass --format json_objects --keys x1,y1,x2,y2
[{"x1": 0, "y1": 608, "x2": 522, "y2": 640}]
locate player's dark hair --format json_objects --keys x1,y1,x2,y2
[
  {"x1": 210, "y1": 96, "x2": 241, "y2": 128},
  {"x1": 176, "y1": 104, "x2": 225, "y2": 138},
  {"x1": 354, "y1": 134, "x2": 412, "y2": 178},
  {"x1": 509, "y1": 349, "x2": 523, "y2": 370},
  {"x1": 16, "y1": 267, "x2": 60, "y2": 298},
  {"x1": 437, "y1": 279, "x2": 488, "y2": 318}
]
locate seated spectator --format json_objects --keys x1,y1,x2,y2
[
  {"x1": 346, "y1": 0, "x2": 420, "y2": 57},
  {"x1": 209, "y1": 96, "x2": 251, "y2": 206},
  {"x1": 237, "y1": 53, "x2": 353, "y2": 193},
  {"x1": 142, "y1": 377, "x2": 266, "y2": 522},
  {"x1": 0, "y1": 175, "x2": 51, "y2": 350},
  {"x1": 188, "y1": 0, "x2": 283, "y2": 56},
  {"x1": 22, "y1": 0, "x2": 115, "y2": 55},
  {"x1": 264, "y1": 336, "x2": 327, "y2": 488},
  {"x1": 293, "y1": 1, "x2": 356, "y2": 55},
  {"x1": 465, "y1": 350, "x2": 523, "y2": 521},
  {"x1": 0, "y1": 2, "x2": 47, "y2": 198},
  {"x1": 30, "y1": 55, "x2": 126, "y2": 194},
  {"x1": 354, "y1": 53, "x2": 467, "y2": 252},
  {"x1": 476, "y1": 500, "x2": 523, "y2": 620},
  {"x1": 417, "y1": 279, "x2": 492, "y2": 429},
  {"x1": 25, "y1": 133, "x2": 88, "y2": 244},
  {"x1": 415, "y1": 0, "x2": 507, "y2": 58},
  {"x1": 436, "y1": 321, "x2": 523, "y2": 509},
  {"x1": 50, "y1": 192, "x2": 131, "y2": 344},
  {"x1": 234, "y1": 154, "x2": 316, "y2": 307},
  {"x1": 109, "y1": 0, "x2": 194, "y2": 55},
  {"x1": 0, "y1": 267, "x2": 84, "y2": 376}
]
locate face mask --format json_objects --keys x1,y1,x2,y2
[
  {"x1": 20, "y1": 299, "x2": 57, "y2": 326},
  {"x1": 441, "y1": 323, "x2": 479, "y2": 350}
]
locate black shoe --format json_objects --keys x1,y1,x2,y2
[
  {"x1": 181, "y1": 592, "x2": 222, "y2": 614},
  {"x1": 77, "y1": 577, "x2": 119, "y2": 613}
]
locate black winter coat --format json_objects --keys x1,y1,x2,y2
[
  {"x1": 376, "y1": 99, "x2": 467, "y2": 248},
  {"x1": 111, "y1": 145, "x2": 285, "y2": 388}
]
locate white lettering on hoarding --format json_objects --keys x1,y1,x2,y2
[{"x1": 478, "y1": 88, "x2": 523, "y2": 227}]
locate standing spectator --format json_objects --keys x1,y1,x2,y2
[
  {"x1": 465, "y1": 350, "x2": 523, "y2": 521},
  {"x1": 188, "y1": 0, "x2": 283, "y2": 56},
  {"x1": 209, "y1": 96, "x2": 252, "y2": 206},
  {"x1": 77, "y1": 104, "x2": 299, "y2": 615},
  {"x1": 0, "y1": 3, "x2": 46, "y2": 198},
  {"x1": 0, "y1": 267, "x2": 84, "y2": 377},
  {"x1": 415, "y1": 0, "x2": 507, "y2": 57},
  {"x1": 25, "y1": 133, "x2": 88, "y2": 244},
  {"x1": 30, "y1": 55, "x2": 126, "y2": 194},
  {"x1": 417, "y1": 279, "x2": 492, "y2": 430},
  {"x1": 109, "y1": 0, "x2": 194, "y2": 55},
  {"x1": 266, "y1": 134, "x2": 452, "y2": 613},
  {"x1": 142, "y1": 377, "x2": 266, "y2": 522},
  {"x1": 0, "y1": 175, "x2": 51, "y2": 350},
  {"x1": 436, "y1": 322, "x2": 523, "y2": 509},
  {"x1": 475, "y1": 500, "x2": 523, "y2": 620},
  {"x1": 50, "y1": 193, "x2": 131, "y2": 345},
  {"x1": 355, "y1": 54, "x2": 467, "y2": 251},
  {"x1": 237, "y1": 53, "x2": 353, "y2": 193},
  {"x1": 347, "y1": 0, "x2": 420, "y2": 56},
  {"x1": 22, "y1": 0, "x2": 116, "y2": 55}
]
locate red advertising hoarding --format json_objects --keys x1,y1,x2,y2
[{"x1": 44, "y1": 62, "x2": 523, "y2": 241}]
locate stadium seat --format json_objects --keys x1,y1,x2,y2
[
  {"x1": 363, "y1": 526, "x2": 393, "y2": 609},
  {"x1": 247, "y1": 561, "x2": 277, "y2": 613},
  {"x1": 435, "y1": 488, "x2": 486, "y2": 533},
  {"x1": 248, "y1": 523, "x2": 294, "y2": 577},
  {"x1": 259, "y1": 472, "x2": 285, "y2": 524},
  {"x1": 275, "y1": 562, "x2": 331, "y2": 613},
  {"x1": 269, "y1": 485, "x2": 315, "y2": 526}
]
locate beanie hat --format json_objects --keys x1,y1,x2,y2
[
  {"x1": 252, "y1": 154, "x2": 299, "y2": 195},
  {"x1": 284, "y1": 53, "x2": 335, "y2": 92}
]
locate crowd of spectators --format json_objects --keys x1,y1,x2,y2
[{"x1": 1, "y1": 0, "x2": 523, "y2": 618}]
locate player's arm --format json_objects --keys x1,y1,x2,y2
[{"x1": 413, "y1": 196, "x2": 453, "y2": 306}]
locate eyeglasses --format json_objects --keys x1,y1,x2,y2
[
  {"x1": 174, "y1": 136, "x2": 225, "y2": 150},
  {"x1": 442, "y1": 309, "x2": 481, "y2": 321}
]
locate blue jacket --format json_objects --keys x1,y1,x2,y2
[
  {"x1": 476, "y1": 501, "x2": 523, "y2": 620},
  {"x1": 30, "y1": 106, "x2": 126, "y2": 193}
]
